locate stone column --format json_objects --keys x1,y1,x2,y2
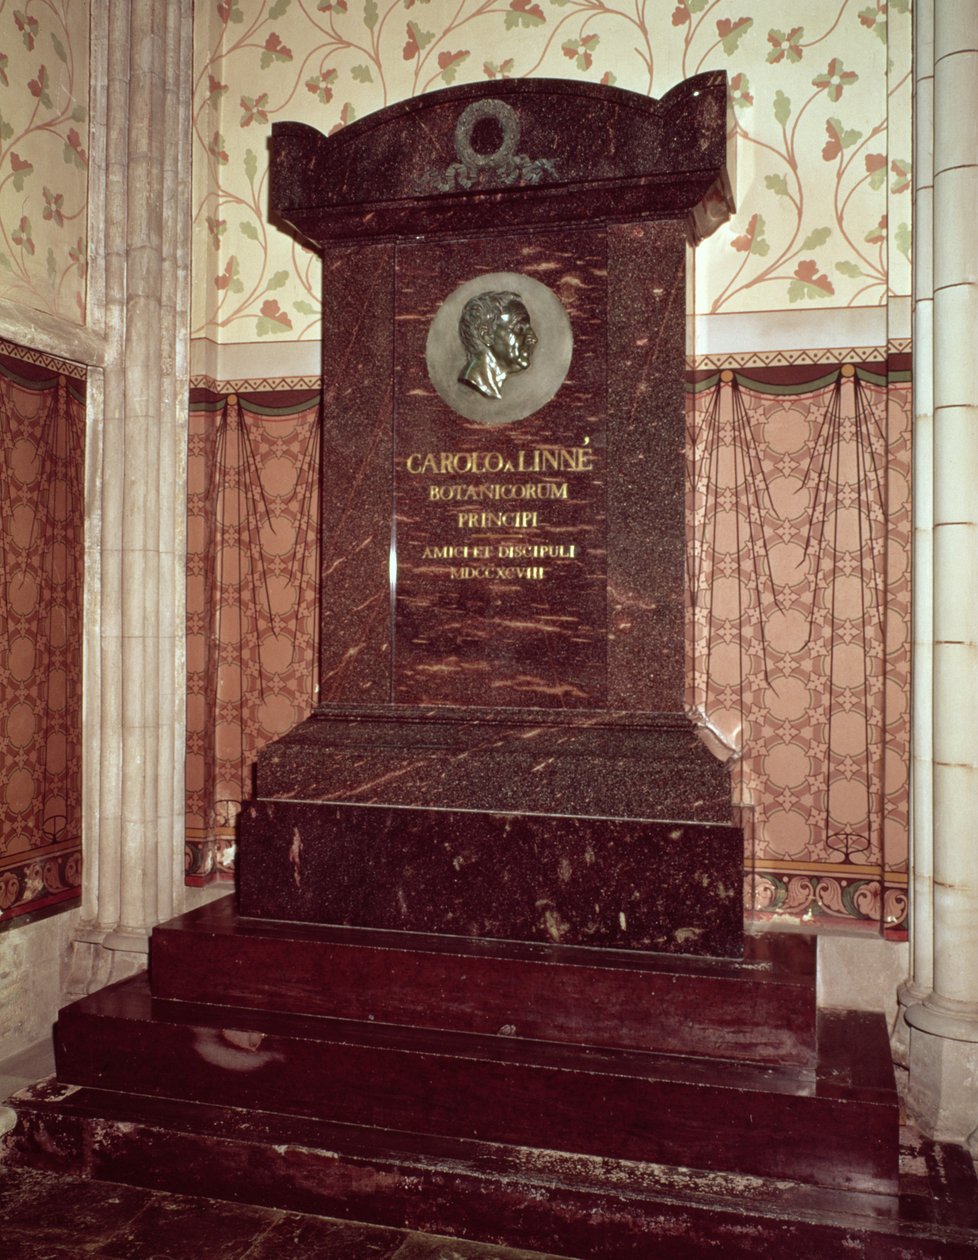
[
  {"x1": 895, "y1": 0, "x2": 935, "y2": 1066},
  {"x1": 905, "y1": 0, "x2": 978, "y2": 1145},
  {"x1": 68, "y1": 0, "x2": 193, "y2": 995}
]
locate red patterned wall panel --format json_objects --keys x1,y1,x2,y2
[{"x1": 0, "y1": 340, "x2": 84, "y2": 928}]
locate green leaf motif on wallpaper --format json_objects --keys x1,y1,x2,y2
[
  {"x1": 0, "y1": 53, "x2": 7, "y2": 87},
  {"x1": 858, "y1": 5, "x2": 887, "y2": 44},
  {"x1": 261, "y1": 33, "x2": 293, "y2": 69},
  {"x1": 10, "y1": 154, "x2": 33, "y2": 192},
  {"x1": 403, "y1": 21, "x2": 434, "y2": 59},
  {"x1": 822, "y1": 118, "x2": 862, "y2": 161},
  {"x1": 63, "y1": 129, "x2": 88, "y2": 169},
  {"x1": 240, "y1": 221, "x2": 260, "y2": 241},
  {"x1": 241, "y1": 93, "x2": 270, "y2": 127},
  {"x1": 71, "y1": 105, "x2": 87, "y2": 123},
  {"x1": 46, "y1": 246, "x2": 57, "y2": 281},
  {"x1": 51, "y1": 32, "x2": 67, "y2": 63},
  {"x1": 764, "y1": 173, "x2": 790, "y2": 198},
  {"x1": 717, "y1": 17, "x2": 753, "y2": 57},
  {"x1": 767, "y1": 27, "x2": 804, "y2": 65},
  {"x1": 484, "y1": 58, "x2": 515, "y2": 80},
  {"x1": 364, "y1": 0, "x2": 379, "y2": 30},
  {"x1": 294, "y1": 300, "x2": 319, "y2": 315},
  {"x1": 256, "y1": 299, "x2": 294, "y2": 336},
  {"x1": 562, "y1": 35, "x2": 599, "y2": 73},
  {"x1": 864, "y1": 216, "x2": 885, "y2": 246},
  {"x1": 0, "y1": 112, "x2": 13, "y2": 143},
  {"x1": 890, "y1": 159, "x2": 911, "y2": 195},
  {"x1": 895, "y1": 222, "x2": 911, "y2": 261},
  {"x1": 812, "y1": 58, "x2": 858, "y2": 104},
  {"x1": 352, "y1": 64, "x2": 374, "y2": 83},
  {"x1": 215, "y1": 255, "x2": 244, "y2": 294},
  {"x1": 865, "y1": 153, "x2": 887, "y2": 190},
  {"x1": 772, "y1": 89, "x2": 791, "y2": 126},
  {"x1": 269, "y1": 0, "x2": 293, "y2": 18},
  {"x1": 266, "y1": 270, "x2": 289, "y2": 290},
  {"x1": 732, "y1": 212, "x2": 769, "y2": 257},
  {"x1": 801, "y1": 226, "x2": 831, "y2": 251},
  {"x1": 835, "y1": 260, "x2": 863, "y2": 278},
  {"x1": 890, "y1": 0, "x2": 910, "y2": 12},
  {"x1": 14, "y1": 10, "x2": 39, "y2": 52},
  {"x1": 29, "y1": 65, "x2": 53, "y2": 110},
  {"x1": 505, "y1": 0, "x2": 546, "y2": 31},
  {"x1": 438, "y1": 50, "x2": 470, "y2": 85},
  {"x1": 43, "y1": 186, "x2": 64, "y2": 226},
  {"x1": 12, "y1": 216, "x2": 34, "y2": 256},
  {"x1": 244, "y1": 148, "x2": 258, "y2": 183},
  {"x1": 306, "y1": 70, "x2": 339, "y2": 105},
  {"x1": 788, "y1": 259, "x2": 834, "y2": 302},
  {"x1": 730, "y1": 73, "x2": 752, "y2": 109},
  {"x1": 218, "y1": 1, "x2": 244, "y2": 24},
  {"x1": 208, "y1": 132, "x2": 230, "y2": 165}
]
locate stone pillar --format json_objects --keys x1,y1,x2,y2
[
  {"x1": 895, "y1": 0, "x2": 935, "y2": 1066},
  {"x1": 68, "y1": 0, "x2": 193, "y2": 996},
  {"x1": 905, "y1": 0, "x2": 978, "y2": 1145}
]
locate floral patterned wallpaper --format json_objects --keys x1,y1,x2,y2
[
  {"x1": 191, "y1": 0, "x2": 911, "y2": 344},
  {"x1": 0, "y1": 0, "x2": 89, "y2": 324}
]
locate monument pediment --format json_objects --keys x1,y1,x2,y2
[{"x1": 271, "y1": 72, "x2": 733, "y2": 243}]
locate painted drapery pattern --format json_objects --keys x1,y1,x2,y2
[
  {"x1": 0, "y1": 340, "x2": 83, "y2": 926},
  {"x1": 185, "y1": 389, "x2": 320, "y2": 883},
  {"x1": 689, "y1": 358, "x2": 909, "y2": 932}
]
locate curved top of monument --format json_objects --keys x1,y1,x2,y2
[{"x1": 270, "y1": 73, "x2": 733, "y2": 247}]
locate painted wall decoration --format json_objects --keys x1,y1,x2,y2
[
  {"x1": 0, "y1": 0, "x2": 90, "y2": 324},
  {"x1": 185, "y1": 389, "x2": 320, "y2": 883},
  {"x1": 689, "y1": 356, "x2": 909, "y2": 933},
  {"x1": 0, "y1": 338, "x2": 84, "y2": 927},
  {"x1": 191, "y1": 0, "x2": 910, "y2": 345}
]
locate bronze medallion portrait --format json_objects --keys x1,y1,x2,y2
[{"x1": 426, "y1": 272, "x2": 573, "y2": 425}]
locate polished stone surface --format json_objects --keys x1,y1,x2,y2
[
  {"x1": 5, "y1": 1080, "x2": 978, "y2": 1259},
  {"x1": 237, "y1": 803, "x2": 743, "y2": 956},
  {"x1": 0, "y1": 1163, "x2": 568, "y2": 1260},
  {"x1": 256, "y1": 709, "x2": 735, "y2": 823},
  {"x1": 154, "y1": 898, "x2": 815, "y2": 1067}
]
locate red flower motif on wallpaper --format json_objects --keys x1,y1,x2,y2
[
  {"x1": 811, "y1": 57, "x2": 858, "y2": 103},
  {"x1": 42, "y1": 186, "x2": 64, "y2": 226},
  {"x1": 767, "y1": 27, "x2": 804, "y2": 64}
]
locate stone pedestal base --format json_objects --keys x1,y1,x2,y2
[{"x1": 907, "y1": 1022, "x2": 978, "y2": 1147}]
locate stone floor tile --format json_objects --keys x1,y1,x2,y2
[
  {"x1": 94, "y1": 1191, "x2": 285, "y2": 1259},
  {"x1": 244, "y1": 1213, "x2": 409, "y2": 1259}
]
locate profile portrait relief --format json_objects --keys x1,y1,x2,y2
[
  {"x1": 425, "y1": 271, "x2": 573, "y2": 426},
  {"x1": 457, "y1": 290, "x2": 538, "y2": 401}
]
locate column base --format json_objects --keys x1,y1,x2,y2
[
  {"x1": 64, "y1": 924, "x2": 148, "y2": 1002},
  {"x1": 907, "y1": 1019, "x2": 978, "y2": 1146},
  {"x1": 893, "y1": 979, "x2": 930, "y2": 1067}
]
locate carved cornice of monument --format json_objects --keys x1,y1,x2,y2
[{"x1": 270, "y1": 74, "x2": 733, "y2": 247}]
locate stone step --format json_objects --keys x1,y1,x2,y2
[
  {"x1": 152, "y1": 896, "x2": 816, "y2": 1067},
  {"x1": 53, "y1": 973, "x2": 897, "y2": 1194},
  {"x1": 8, "y1": 1079, "x2": 968, "y2": 1259}
]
